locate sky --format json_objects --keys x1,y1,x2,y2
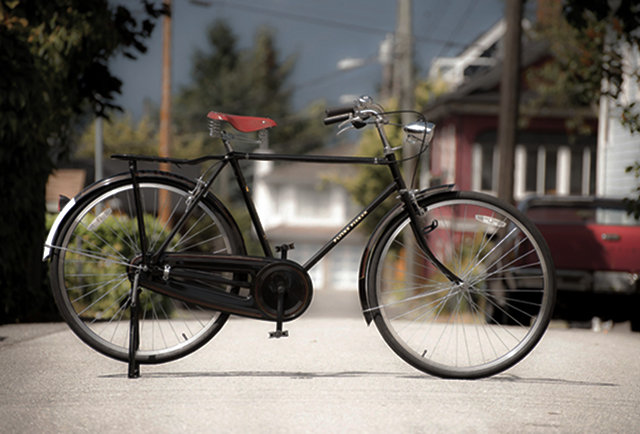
[{"x1": 110, "y1": 0, "x2": 522, "y2": 119}]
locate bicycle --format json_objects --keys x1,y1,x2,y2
[{"x1": 43, "y1": 96, "x2": 556, "y2": 379}]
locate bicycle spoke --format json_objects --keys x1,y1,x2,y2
[
  {"x1": 369, "y1": 192, "x2": 554, "y2": 378},
  {"x1": 50, "y1": 178, "x2": 239, "y2": 364}
]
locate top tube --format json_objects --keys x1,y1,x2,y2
[{"x1": 111, "y1": 151, "x2": 393, "y2": 167}]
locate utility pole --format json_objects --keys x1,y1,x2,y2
[
  {"x1": 393, "y1": 0, "x2": 418, "y2": 288},
  {"x1": 496, "y1": 0, "x2": 522, "y2": 204},
  {"x1": 393, "y1": 0, "x2": 414, "y2": 118},
  {"x1": 394, "y1": 0, "x2": 415, "y2": 186},
  {"x1": 379, "y1": 33, "x2": 394, "y2": 101},
  {"x1": 160, "y1": 0, "x2": 172, "y2": 165},
  {"x1": 159, "y1": 0, "x2": 172, "y2": 221}
]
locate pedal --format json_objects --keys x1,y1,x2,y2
[
  {"x1": 269, "y1": 329, "x2": 289, "y2": 339},
  {"x1": 268, "y1": 277, "x2": 288, "y2": 339},
  {"x1": 275, "y1": 243, "x2": 295, "y2": 259}
]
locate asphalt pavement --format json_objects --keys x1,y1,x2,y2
[{"x1": 1, "y1": 293, "x2": 639, "y2": 433}]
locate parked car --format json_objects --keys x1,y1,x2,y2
[{"x1": 519, "y1": 196, "x2": 640, "y2": 331}]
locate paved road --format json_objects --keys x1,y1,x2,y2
[{"x1": 1, "y1": 302, "x2": 639, "y2": 433}]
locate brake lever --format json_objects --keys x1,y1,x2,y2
[
  {"x1": 337, "y1": 118, "x2": 355, "y2": 135},
  {"x1": 337, "y1": 114, "x2": 375, "y2": 135}
]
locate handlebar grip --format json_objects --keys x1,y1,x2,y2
[
  {"x1": 323, "y1": 113, "x2": 350, "y2": 125},
  {"x1": 325, "y1": 105, "x2": 353, "y2": 117}
]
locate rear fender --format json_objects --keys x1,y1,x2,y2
[
  {"x1": 357, "y1": 184, "x2": 455, "y2": 324},
  {"x1": 42, "y1": 172, "x2": 133, "y2": 261},
  {"x1": 43, "y1": 196, "x2": 78, "y2": 261},
  {"x1": 43, "y1": 170, "x2": 243, "y2": 261}
]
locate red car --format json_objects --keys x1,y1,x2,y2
[{"x1": 519, "y1": 196, "x2": 640, "y2": 331}]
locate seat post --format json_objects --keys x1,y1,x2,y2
[{"x1": 221, "y1": 131, "x2": 234, "y2": 152}]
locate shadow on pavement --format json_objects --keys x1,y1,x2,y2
[{"x1": 99, "y1": 370, "x2": 618, "y2": 387}]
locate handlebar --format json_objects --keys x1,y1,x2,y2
[
  {"x1": 323, "y1": 96, "x2": 380, "y2": 129},
  {"x1": 323, "y1": 113, "x2": 351, "y2": 125},
  {"x1": 324, "y1": 105, "x2": 353, "y2": 118},
  {"x1": 322, "y1": 95, "x2": 436, "y2": 158}
]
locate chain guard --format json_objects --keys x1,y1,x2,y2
[{"x1": 253, "y1": 261, "x2": 313, "y2": 321}]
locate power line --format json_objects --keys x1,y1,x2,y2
[
  {"x1": 422, "y1": 0, "x2": 452, "y2": 37},
  {"x1": 209, "y1": 0, "x2": 473, "y2": 49},
  {"x1": 434, "y1": 0, "x2": 478, "y2": 59}
]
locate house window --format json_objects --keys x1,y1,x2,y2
[
  {"x1": 525, "y1": 147, "x2": 538, "y2": 192},
  {"x1": 474, "y1": 139, "x2": 596, "y2": 198},
  {"x1": 569, "y1": 148, "x2": 584, "y2": 195},
  {"x1": 472, "y1": 142, "x2": 498, "y2": 193},
  {"x1": 480, "y1": 142, "x2": 495, "y2": 191},
  {"x1": 328, "y1": 244, "x2": 360, "y2": 290},
  {"x1": 295, "y1": 186, "x2": 332, "y2": 219},
  {"x1": 517, "y1": 144, "x2": 596, "y2": 197},
  {"x1": 542, "y1": 147, "x2": 558, "y2": 194}
]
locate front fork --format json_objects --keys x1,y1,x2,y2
[
  {"x1": 374, "y1": 120, "x2": 462, "y2": 285},
  {"x1": 403, "y1": 189, "x2": 463, "y2": 285}
]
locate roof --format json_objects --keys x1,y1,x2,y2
[{"x1": 424, "y1": 38, "x2": 596, "y2": 122}]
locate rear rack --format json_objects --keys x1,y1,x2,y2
[{"x1": 111, "y1": 153, "x2": 224, "y2": 166}]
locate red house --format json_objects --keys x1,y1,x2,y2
[{"x1": 423, "y1": 20, "x2": 598, "y2": 202}]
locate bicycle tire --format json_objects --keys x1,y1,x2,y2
[
  {"x1": 365, "y1": 191, "x2": 556, "y2": 379},
  {"x1": 49, "y1": 172, "x2": 245, "y2": 364}
]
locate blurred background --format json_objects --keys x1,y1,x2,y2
[{"x1": 2, "y1": 0, "x2": 639, "y2": 326}]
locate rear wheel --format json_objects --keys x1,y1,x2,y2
[
  {"x1": 49, "y1": 173, "x2": 244, "y2": 364},
  {"x1": 366, "y1": 191, "x2": 556, "y2": 378}
]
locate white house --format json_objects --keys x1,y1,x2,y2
[
  {"x1": 253, "y1": 143, "x2": 366, "y2": 292},
  {"x1": 428, "y1": 19, "x2": 532, "y2": 91},
  {"x1": 597, "y1": 43, "x2": 640, "y2": 198},
  {"x1": 428, "y1": 19, "x2": 505, "y2": 89}
]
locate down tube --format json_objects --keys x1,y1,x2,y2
[{"x1": 303, "y1": 183, "x2": 397, "y2": 271}]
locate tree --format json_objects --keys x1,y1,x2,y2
[
  {"x1": 76, "y1": 113, "x2": 160, "y2": 158},
  {"x1": 343, "y1": 79, "x2": 447, "y2": 235},
  {"x1": 173, "y1": 20, "x2": 327, "y2": 156},
  {"x1": 343, "y1": 123, "x2": 400, "y2": 234},
  {"x1": 0, "y1": 0, "x2": 163, "y2": 323},
  {"x1": 342, "y1": 102, "x2": 411, "y2": 234},
  {"x1": 624, "y1": 162, "x2": 640, "y2": 218},
  {"x1": 562, "y1": 0, "x2": 640, "y2": 132},
  {"x1": 560, "y1": 1, "x2": 640, "y2": 213}
]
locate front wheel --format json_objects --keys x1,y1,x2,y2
[
  {"x1": 366, "y1": 191, "x2": 556, "y2": 379},
  {"x1": 49, "y1": 172, "x2": 245, "y2": 364}
]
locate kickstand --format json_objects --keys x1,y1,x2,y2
[{"x1": 128, "y1": 271, "x2": 141, "y2": 378}]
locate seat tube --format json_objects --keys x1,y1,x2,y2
[
  {"x1": 229, "y1": 156, "x2": 273, "y2": 258},
  {"x1": 129, "y1": 160, "x2": 148, "y2": 259}
]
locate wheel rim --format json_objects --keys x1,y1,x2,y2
[
  {"x1": 372, "y1": 197, "x2": 553, "y2": 377},
  {"x1": 53, "y1": 181, "x2": 237, "y2": 362}
]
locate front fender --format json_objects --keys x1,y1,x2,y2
[{"x1": 357, "y1": 184, "x2": 455, "y2": 324}]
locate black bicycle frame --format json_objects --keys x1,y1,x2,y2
[
  {"x1": 120, "y1": 150, "x2": 394, "y2": 262},
  {"x1": 115, "y1": 127, "x2": 461, "y2": 284}
]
